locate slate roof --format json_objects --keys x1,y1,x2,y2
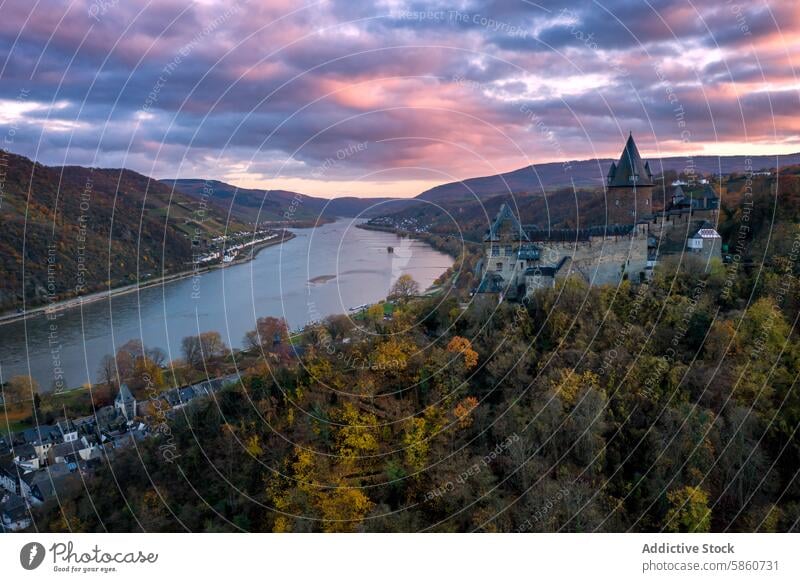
[
  {"x1": 116, "y1": 383, "x2": 135, "y2": 403},
  {"x1": 607, "y1": 133, "x2": 654, "y2": 187},
  {"x1": 12, "y1": 444, "x2": 36, "y2": 459},
  {"x1": 694, "y1": 184, "x2": 719, "y2": 199},
  {"x1": 476, "y1": 273, "x2": 507, "y2": 294},
  {"x1": 485, "y1": 204, "x2": 529, "y2": 242},
  {"x1": 23, "y1": 463, "x2": 73, "y2": 499},
  {"x1": 50, "y1": 440, "x2": 85, "y2": 460},
  {"x1": 0, "y1": 492, "x2": 30, "y2": 525}
]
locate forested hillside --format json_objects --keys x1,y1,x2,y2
[
  {"x1": 0, "y1": 150, "x2": 245, "y2": 312},
  {"x1": 26, "y1": 171, "x2": 800, "y2": 532}
]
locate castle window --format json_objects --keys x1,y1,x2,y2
[
  {"x1": 491, "y1": 245, "x2": 499, "y2": 257},
  {"x1": 504, "y1": 245, "x2": 512, "y2": 256},
  {"x1": 495, "y1": 262, "x2": 503, "y2": 272}
]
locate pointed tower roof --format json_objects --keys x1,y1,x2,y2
[
  {"x1": 484, "y1": 203, "x2": 529, "y2": 242},
  {"x1": 607, "y1": 133, "x2": 654, "y2": 187},
  {"x1": 116, "y1": 383, "x2": 134, "y2": 403}
]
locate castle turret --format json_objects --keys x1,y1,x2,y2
[{"x1": 606, "y1": 133, "x2": 654, "y2": 224}]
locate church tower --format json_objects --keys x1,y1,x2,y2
[{"x1": 606, "y1": 133, "x2": 654, "y2": 224}]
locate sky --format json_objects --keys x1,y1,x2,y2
[{"x1": 0, "y1": 0, "x2": 798, "y2": 198}]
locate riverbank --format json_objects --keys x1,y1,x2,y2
[
  {"x1": 0, "y1": 219, "x2": 454, "y2": 393},
  {"x1": 0, "y1": 231, "x2": 296, "y2": 328}
]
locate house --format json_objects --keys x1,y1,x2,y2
[
  {"x1": 687, "y1": 222, "x2": 722, "y2": 262},
  {"x1": 22, "y1": 463, "x2": 74, "y2": 505},
  {"x1": 58, "y1": 419, "x2": 79, "y2": 443},
  {"x1": 48, "y1": 435, "x2": 101, "y2": 468},
  {"x1": 0, "y1": 455, "x2": 24, "y2": 495},
  {"x1": 669, "y1": 184, "x2": 719, "y2": 212},
  {"x1": 12, "y1": 443, "x2": 41, "y2": 472},
  {"x1": 31, "y1": 427, "x2": 60, "y2": 464},
  {"x1": 0, "y1": 492, "x2": 32, "y2": 531},
  {"x1": 93, "y1": 405, "x2": 126, "y2": 432},
  {"x1": 163, "y1": 388, "x2": 182, "y2": 408},
  {"x1": 111, "y1": 426, "x2": 147, "y2": 451},
  {"x1": 179, "y1": 386, "x2": 198, "y2": 404},
  {"x1": 114, "y1": 383, "x2": 137, "y2": 420}
]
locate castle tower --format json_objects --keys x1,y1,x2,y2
[{"x1": 606, "y1": 133, "x2": 654, "y2": 224}]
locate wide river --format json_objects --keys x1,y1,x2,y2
[{"x1": 0, "y1": 219, "x2": 453, "y2": 392}]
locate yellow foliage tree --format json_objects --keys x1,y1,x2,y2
[
  {"x1": 664, "y1": 486, "x2": 712, "y2": 532},
  {"x1": 553, "y1": 369, "x2": 600, "y2": 407},
  {"x1": 373, "y1": 339, "x2": 415, "y2": 374},
  {"x1": 336, "y1": 403, "x2": 379, "y2": 461},
  {"x1": 446, "y1": 336, "x2": 478, "y2": 370},
  {"x1": 319, "y1": 484, "x2": 373, "y2": 532},
  {"x1": 403, "y1": 417, "x2": 430, "y2": 474}
]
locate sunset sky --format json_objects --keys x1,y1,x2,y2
[{"x1": 1, "y1": 0, "x2": 798, "y2": 198}]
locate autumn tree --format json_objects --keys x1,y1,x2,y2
[
  {"x1": 446, "y1": 336, "x2": 479, "y2": 370},
  {"x1": 325, "y1": 314, "x2": 354, "y2": 341},
  {"x1": 2, "y1": 375, "x2": 39, "y2": 404},
  {"x1": 388, "y1": 274, "x2": 419, "y2": 302},
  {"x1": 664, "y1": 486, "x2": 712, "y2": 532},
  {"x1": 97, "y1": 354, "x2": 117, "y2": 389},
  {"x1": 182, "y1": 331, "x2": 227, "y2": 370},
  {"x1": 453, "y1": 396, "x2": 479, "y2": 429},
  {"x1": 115, "y1": 339, "x2": 145, "y2": 380},
  {"x1": 244, "y1": 316, "x2": 290, "y2": 354}
]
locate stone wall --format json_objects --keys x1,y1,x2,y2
[{"x1": 536, "y1": 229, "x2": 649, "y2": 286}]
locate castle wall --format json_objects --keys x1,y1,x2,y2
[{"x1": 535, "y1": 231, "x2": 649, "y2": 286}]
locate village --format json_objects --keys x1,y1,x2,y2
[
  {"x1": 192, "y1": 228, "x2": 281, "y2": 265},
  {"x1": 0, "y1": 373, "x2": 239, "y2": 531}
]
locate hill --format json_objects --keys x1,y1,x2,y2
[
  {"x1": 415, "y1": 152, "x2": 800, "y2": 202},
  {"x1": 368, "y1": 163, "x2": 800, "y2": 243},
  {"x1": 0, "y1": 150, "x2": 249, "y2": 313},
  {"x1": 162, "y1": 178, "x2": 395, "y2": 223}
]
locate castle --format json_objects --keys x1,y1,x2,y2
[{"x1": 477, "y1": 134, "x2": 721, "y2": 299}]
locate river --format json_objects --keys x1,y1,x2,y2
[{"x1": 0, "y1": 219, "x2": 453, "y2": 392}]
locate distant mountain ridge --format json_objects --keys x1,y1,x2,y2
[
  {"x1": 415, "y1": 152, "x2": 800, "y2": 202},
  {"x1": 162, "y1": 178, "x2": 395, "y2": 223}
]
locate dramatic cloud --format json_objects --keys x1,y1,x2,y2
[{"x1": 1, "y1": 0, "x2": 798, "y2": 197}]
